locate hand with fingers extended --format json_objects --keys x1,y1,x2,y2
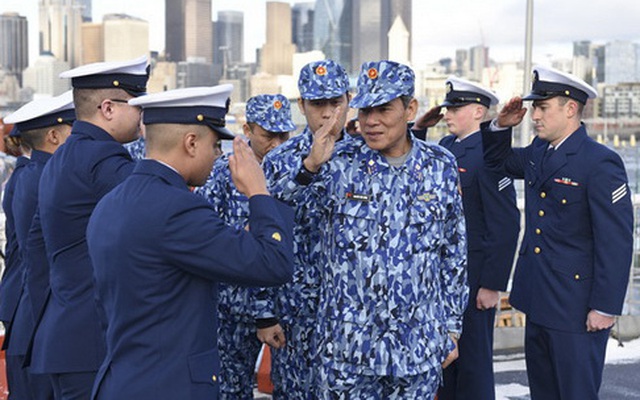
[
  {"x1": 228, "y1": 137, "x2": 269, "y2": 198},
  {"x1": 414, "y1": 105, "x2": 444, "y2": 130},
  {"x1": 497, "y1": 96, "x2": 528, "y2": 128},
  {"x1": 303, "y1": 106, "x2": 343, "y2": 173},
  {"x1": 257, "y1": 323, "x2": 287, "y2": 349}
]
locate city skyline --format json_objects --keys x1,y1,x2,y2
[{"x1": 2, "y1": 0, "x2": 640, "y2": 68}]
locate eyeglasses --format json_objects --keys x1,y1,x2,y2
[{"x1": 97, "y1": 99, "x2": 136, "y2": 109}]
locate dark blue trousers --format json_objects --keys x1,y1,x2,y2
[
  {"x1": 51, "y1": 371, "x2": 96, "y2": 400},
  {"x1": 525, "y1": 320, "x2": 609, "y2": 400},
  {"x1": 439, "y1": 302, "x2": 496, "y2": 400}
]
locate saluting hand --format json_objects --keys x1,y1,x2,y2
[
  {"x1": 229, "y1": 137, "x2": 269, "y2": 198},
  {"x1": 303, "y1": 106, "x2": 343, "y2": 173},
  {"x1": 497, "y1": 96, "x2": 528, "y2": 128},
  {"x1": 413, "y1": 105, "x2": 443, "y2": 130}
]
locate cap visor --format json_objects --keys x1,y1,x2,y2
[
  {"x1": 212, "y1": 126, "x2": 236, "y2": 140},
  {"x1": 522, "y1": 93, "x2": 552, "y2": 102},
  {"x1": 350, "y1": 93, "x2": 390, "y2": 109}
]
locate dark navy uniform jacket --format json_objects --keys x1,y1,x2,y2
[
  {"x1": 87, "y1": 160, "x2": 294, "y2": 400},
  {"x1": 0, "y1": 156, "x2": 30, "y2": 330},
  {"x1": 482, "y1": 123, "x2": 633, "y2": 332},
  {"x1": 439, "y1": 132, "x2": 520, "y2": 294},
  {"x1": 7, "y1": 150, "x2": 52, "y2": 356},
  {"x1": 31, "y1": 121, "x2": 134, "y2": 373}
]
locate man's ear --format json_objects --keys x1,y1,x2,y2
[
  {"x1": 97, "y1": 99, "x2": 115, "y2": 120},
  {"x1": 297, "y1": 98, "x2": 306, "y2": 117},
  {"x1": 183, "y1": 131, "x2": 199, "y2": 157},
  {"x1": 565, "y1": 99, "x2": 579, "y2": 119},
  {"x1": 406, "y1": 98, "x2": 418, "y2": 121}
]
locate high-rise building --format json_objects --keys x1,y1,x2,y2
[
  {"x1": 387, "y1": 15, "x2": 409, "y2": 66},
  {"x1": 165, "y1": 0, "x2": 213, "y2": 63},
  {"x1": 81, "y1": 22, "x2": 104, "y2": 64},
  {"x1": 0, "y1": 12, "x2": 29, "y2": 85},
  {"x1": 185, "y1": 0, "x2": 213, "y2": 64},
  {"x1": 602, "y1": 82, "x2": 640, "y2": 118},
  {"x1": 261, "y1": 2, "x2": 296, "y2": 75},
  {"x1": 165, "y1": 0, "x2": 185, "y2": 61},
  {"x1": 214, "y1": 11, "x2": 244, "y2": 67},
  {"x1": 572, "y1": 40, "x2": 594, "y2": 85},
  {"x1": 22, "y1": 52, "x2": 70, "y2": 96},
  {"x1": 103, "y1": 14, "x2": 149, "y2": 62},
  {"x1": 351, "y1": 0, "x2": 411, "y2": 73},
  {"x1": 80, "y1": 14, "x2": 149, "y2": 64},
  {"x1": 292, "y1": 2, "x2": 314, "y2": 53},
  {"x1": 77, "y1": 0, "x2": 92, "y2": 22},
  {"x1": 468, "y1": 45, "x2": 489, "y2": 82},
  {"x1": 313, "y1": 0, "x2": 352, "y2": 72},
  {"x1": 605, "y1": 41, "x2": 639, "y2": 84},
  {"x1": 39, "y1": 0, "x2": 83, "y2": 68},
  {"x1": 455, "y1": 49, "x2": 469, "y2": 77}
]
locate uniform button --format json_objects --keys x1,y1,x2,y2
[
  {"x1": 528, "y1": 181, "x2": 533, "y2": 186},
  {"x1": 540, "y1": 192, "x2": 546, "y2": 198},
  {"x1": 538, "y1": 210, "x2": 545, "y2": 217},
  {"x1": 574, "y1": 274, "x2": 580, "y2": 280},
  {"x1": 535, "y1": 228, "x2": 541, "y2": 235},
  {"x1": 212, "y1": 375, "x2": 217, "y2": 382},
  {"x1": 534, "y1": 247, "x2": 541, "y2": 254},
  {"x1": 562, "y1": 199, "x2": 567, "y2": 204}
]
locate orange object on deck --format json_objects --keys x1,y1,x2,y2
[
  {"x1": 0, "y1": 335, "x2": 8, "y2": 399},
  {"x1": 256, "y1": 344, "x2": 274, "y2": 394}
]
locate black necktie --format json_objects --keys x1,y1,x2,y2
[{"x1": 541, "y1": 146, "x2": 554, "y2": 170}]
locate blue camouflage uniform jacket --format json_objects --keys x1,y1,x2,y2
[
  {"x1": 275, "y1": 132, "x2": 469, "y2": 377},
  {"x1": 195, "y1": 154, "x2": 269, "y2": 322},
  {"x1": 259, "y1": 127, "x2": 352, "y2": 322}
]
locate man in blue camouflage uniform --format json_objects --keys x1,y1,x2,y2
[
  {"x1": 195, "y1": 93, "x2": 294, "y2": 399},
  {"x1": 273, "y1": 60, "x2": 469, "y2": 399},
  {"x1": 259, "y1": 60, "x2": 351, "y2": 399}
]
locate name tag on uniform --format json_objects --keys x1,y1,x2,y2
[{"x1": 346, "y1": 192, "x2": 371, "y2": 202}]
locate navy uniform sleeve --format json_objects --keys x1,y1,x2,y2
[
  {"x1": 476, "y1": 166, "x2": 520, "y2": 291},
  {"x1": 12, "y1": 171, "x2": 38, "y2": 251},
  {"x1": 481, "y1": 121, "x2": 527, "y2": 179},
  {"x1": 92, "y1": 144, "x2": 135, "y2": 199},
  {"x1": 163, "y1": 194, "x2": 294, "y2": 287},
  {"x1": 587, "y1": 152, "x2": 633, "y2": 315}
]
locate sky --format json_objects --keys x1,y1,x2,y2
[{"x1": 2, "y1": 0, "x2": 640, "y2": 67}]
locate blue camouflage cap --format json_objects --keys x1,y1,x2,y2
[
  {"x1": 246, "y1": 94, "x2": 296, "y2": 133},
  {"x1": 298, "y1": 60, "x2": 349, "y2": 100},
  {"x1": 350, "y1": 60, "x2": 415, "y2": 109}
]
